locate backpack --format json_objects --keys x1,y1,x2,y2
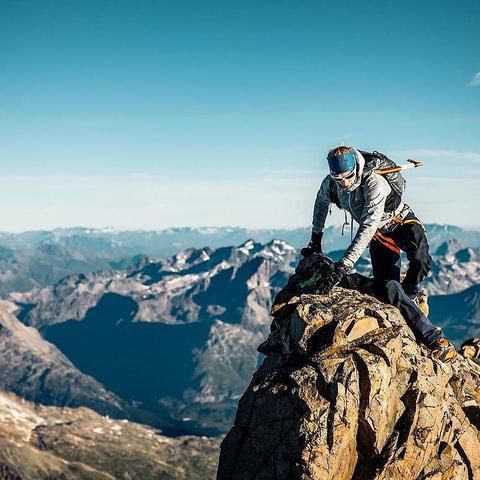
[{"x1": 329, "y1": 150, "x2": 406, "y2": 213}]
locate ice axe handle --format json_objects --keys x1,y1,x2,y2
[{"x1": 407, "y1": 159, "x2": 423, "y2": 168}]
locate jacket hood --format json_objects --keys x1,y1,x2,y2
[{"x1": 343, "y1": 149, "x2": 365, "y2": 192}]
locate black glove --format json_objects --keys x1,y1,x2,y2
[
  {"x1": 300, "y1": 232, "x2": 323, "y2": 257},
  {"x1": 316, "y1": 262, "x2": 349, "y2": 295}
]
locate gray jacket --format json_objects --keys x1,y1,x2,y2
[{"x1": 312, "y1": 149, "x2": 408, "y2": 269}]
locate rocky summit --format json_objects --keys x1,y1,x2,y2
[{"x1": 217, "y1": 259, "x2": 480, "y2": 479}]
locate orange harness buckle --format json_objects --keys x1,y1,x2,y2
[{"x1": 373, "y1": 216, "x2": 422, "y2": 254}]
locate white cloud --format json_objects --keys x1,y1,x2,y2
[
  {"x1": 469, "y1": 72, "x2": 480, "y2": 86},
  {"x1": 0, "y1": 158, "x2": 478, "y2": 231},
  {"x1": 391, "y1": 149, "x2": 480, "y2": 163},
  {"x1": 0, "y1": 172, "x2": 320, "y2": 232}
]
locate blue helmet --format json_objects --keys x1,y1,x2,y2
[{"x1": 327, "y1": 148, "x2": 356, "y2": 177}]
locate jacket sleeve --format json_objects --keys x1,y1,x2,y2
[
  {"x1": 341, "y1": 174, "x2": 391, "y2": 269},
  {"x1": 312, "y1": 176, "x2": 332, "y2": 234}
]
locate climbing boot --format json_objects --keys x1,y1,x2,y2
[{"x1": 430, "y1": 337, "x2": 457, "y2": 364}]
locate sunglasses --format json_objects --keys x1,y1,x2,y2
[{"x1": 330, "y1": 169, "x2": 356, "y2": 183}]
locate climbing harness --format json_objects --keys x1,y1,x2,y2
[{"x1": 372, "y1": 215, "x2": 423, "y2": 254}]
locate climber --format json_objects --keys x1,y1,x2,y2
[{"x1": 301, "y1": 146, "x2": 456, "y2": 363}]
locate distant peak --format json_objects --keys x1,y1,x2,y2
[
  {"x1": 435, "y1": 238, "x2": 462, "y2": 256},
  {"x1": 238, "y1": 239, "x2": 255, "y2": 249},
  {"x1": 264, "y1": 239, "x2": 297, "y2": 254}
]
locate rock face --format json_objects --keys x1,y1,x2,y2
[{"x1": 217, "y1": 286, "x2": 480, "y2": 478}]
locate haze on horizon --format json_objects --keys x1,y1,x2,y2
[{"x1": 0, "y1": 0, "x2": 478, "y2": 232}]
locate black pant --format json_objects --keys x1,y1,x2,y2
[
  {"x1": 369, "y1": 213, "x2": 432, "y2": 295},
  {"x1": 381, "y1": 280, "x2": 442, "y2": 347},
  {"x1": 346, "y1": 214, "x2": 442, "y2": 347}
]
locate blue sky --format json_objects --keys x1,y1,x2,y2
[{"x1": 0, "y1": 0, "x2": 478, "y2": 231}]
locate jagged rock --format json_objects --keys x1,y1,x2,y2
[
  {"x1": 217, "y1": 279, "x2": 480, "y2": 478},
  {"x1": 461, "y1": 338, "x2": 480, "y2": 364}
]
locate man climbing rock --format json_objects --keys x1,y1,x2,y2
[{"x1": 301, "y1": 146, "x2": 456, "y2": 363}]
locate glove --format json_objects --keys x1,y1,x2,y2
[
  {"x1": 316, "y1": 262, "x2": 349, "y2": 295},
  {"x1": 300, "y1": 232, "x2": 323, "y2": 257}
]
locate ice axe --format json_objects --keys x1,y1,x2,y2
[{"x1": 374, "y1": 159, "x2": 423, "y2": 175}]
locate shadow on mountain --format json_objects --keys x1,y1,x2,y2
[
  {"x1": 429, "y1": 284, "x2": 480, "y2": 346},
  {"x1": 193, "y1": 257, "x2": 264, "y2": 324},
  {"x1": 42, "y1": 293, "x2": 213, "y2": 431},
  {"x1": 131, "y1": 246, "x2": 240, "y2": 284}
]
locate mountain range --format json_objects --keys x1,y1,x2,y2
[
  {"x1": 0, "y1": 224, "x2": 479, "y2": 297},
  {"x1": 5, "y1": 240, "x2": 297, "y2": 434},
  {"x1": 4, "y1": 236, "x2": 480, "y2": 436},
  {"x1": 2, "y1": 224, "x2": 479, "y2": 255}
]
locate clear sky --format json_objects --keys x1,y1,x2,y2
[{"x1": 0, "y1": 0, "x2": 479, "y2": 231}]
